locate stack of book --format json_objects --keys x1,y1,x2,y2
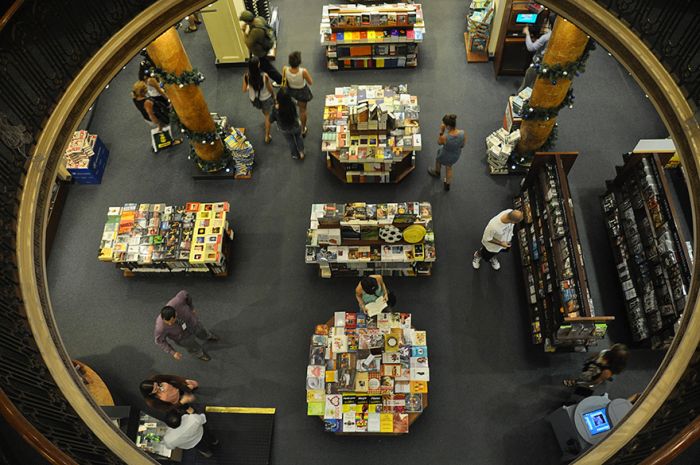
[
  {"x1": 306, "y1": 201, "x2": 436, "y2": 278},
  {"x1": 320, "y1": 3, "x2": 425, "y2": 70},
  {"x1": 98, "y1": 201, "x2": 232, "y2": 276},
  {"x1": 323, "y1": 85, "x2": 421, "y2": 183},
  {"x1": 306, "y1": 311, "x2": 428, "y2": 434},
  {"x1": 64, "y1": 130, "x2": 110, "y2": 184}
]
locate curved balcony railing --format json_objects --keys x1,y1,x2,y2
[{"x1": 0, "y1": 0, "x2": 697, "y2": 464}]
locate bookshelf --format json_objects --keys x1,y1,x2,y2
[
  {"x1": 513, "y1": 153, "x2": 614, "y2": 351},
  {"x1": 98, "y1": 201, "x2": 234, "y2": 277},
  {"x1": 601, "y1": 153, "x2": 692, "y2": 348},
  {"x1": 320, "y1": 3, "x2": 425, "y2": 70},
  {"x1": 307, "y1": 311, "x2": 428, "y2": 434},
  {"x1": 306, "y1": 202, "x2": 435, "y2": 278},
  {"x1": 465, "y1": 0, "x2": 493, "y2": 63},
  {"x1": 323, "y1": 84, "x2": 421, "y2": 184}
]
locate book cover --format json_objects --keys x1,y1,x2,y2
[
  {"x1": 307, "y1": 402, "x2": 324, "y2": 416},
  {"x1": 383, "y1": 364, "x2": 402, "y2": 377},
  {"x1": 332, "y1": 334, "x2": 348, "y2": 354},
  {"x1": 380, "y1": 375, "x2": 394, "y2": 394},
  {"x1": 315, "y1": 324, "x2": 329, "y2": 335},
  {"x1": 410, "y1": 356, "x2": 429, "y2": 368},
  {"x1": 405, "y1": 393, "x2": 423, "y2": 413},
  {"x1": 326, "y1": 370, "x2": 337, "y2": 382},
  {"x1": 379, "y1": 413, "x2": 394, "y2": 432},
  {"x1": 324, "y1": 394, "x2": 342, "y2": 419},
  {"x1": 342, "y1": 412, "x2": 356, "y2": 432},
  {"x1": 393, "y1": 413, "x2": 409, "y2": 433},
  {"x1": 367, "y1": 412, "x2": 381, "y2": 432},
  {"x1": 345, "y1": 312, "x2": 357, "y2": 329},
  {"x1": 324, "y1": 419, "x2": 342, "y2": 432},
  {"x1": 409, "y1": 381, "x2": 428, "y2": 394},
  {"x1": 307, "y1": 376, "x2": 324, "y2": 391},
  {"x1": 382, "y1": 352, "x2": 401, "y2": 364},
  {"x1": 307, "y1": 365, "x2": 325, "y2": 378},
  {"x1": 309, "y1": 346, "x2": 325, "y2": 366},
  {"x1": 384, "y1": 333, "x2": 400, "y2": 352},
  {"x1": 355, "y1": 412, "x2": 368, "y2": 432},
  {"x1": 355, "y1": 372, "x2": 369, "y2": 392},
  {"x1": 334, "y1": 311, "x2": 346, "y2": 327},
  {"x1": 368, "y1": 372, "x2": 382, "y2": 394},
  {"x1": 337, "y1": 353, "x2": 357, "y2": 391},
  {"x1": 307, "y1": 389, "x2": 325, "y2": 403},
  {"x1": 411, "y1": 346, "x2": 428, "y2": 357},
  {"x1": 410, "y1": 367, "x2": 430, "y2": 381},
  {"x1": 394, "y1": 381, "x2": 410, "y2": 393}
]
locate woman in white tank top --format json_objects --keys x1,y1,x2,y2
[{"x1": 282, "y1": 51, "x2": 314, "y2": 136}]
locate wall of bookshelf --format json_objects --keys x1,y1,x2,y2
[
  {"x1": 513, "y1": 152, "x2": 613, "y2": 351},
  {"x1": 98, "y1": 201, "x2": 234, "y2": 277},
  {"x1": 306, "y1": 202, "x2": 435, "y2": 278},
  {"x1": 601, "y1": 153, "x2": 692, "y2": 348},
  {"x1": 320, "y1": 3, "x2": 425, "y2": 70},
  {"x1": 323, "y1": 84, "x2": 421, "y2": 184},
  {"x1": 465, "y1": 0, "x2": 494, "y2": 63}
]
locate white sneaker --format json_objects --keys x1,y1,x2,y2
[
  {"x1": 472, "y1": 252, "x2": 481, "y2": 269},
  {"x1": 489, "y1": 256, "x2": 501, "y2": 270}
]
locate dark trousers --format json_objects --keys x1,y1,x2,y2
[
  {"x1": 174, "y1": 323, "x2": 213, "y2": 357},
  {"x1": 477, "y1": 246, "x2": 497, "y2": 261},
  {"x1": 258, "y1": 56, "x2": 282, "y2": 84},
  {"x1": 195, "y1": 425, "x2": 218, "y2": 454},
  {"x1": 280, "y1": 125, "x2": 304, "y2": 157}
]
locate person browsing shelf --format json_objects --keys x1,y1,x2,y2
[
  {"x1": 472, "y1": 209, "x2": 524, "y2": 270},
  {"x1": 282, "y1": 51, "x2": 313, "y2": 136},
  {"x1": 154, "y1": 290, "x2": 219, "y2": 362},
  {"x1": 273, "y1": 88, "x2": 305, "y2": 160},
  {"x1": 427, "y1": 114, "x2": 465, "y2": 191},
  {"x1": 518, "y1": 18, "x2": 553, "y2": 93},
  {"x1": 243, "y1": 56, "x2": 275, "y2": 144},
  {"x1": 139, "y1": 374, "x2": 198, "y2": 415},
  {"x1": 355, "y1": 275, "x2": 392, "y2": 314}
]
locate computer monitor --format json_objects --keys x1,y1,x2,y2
[
  {"x1": 582, "y1": 408, "x2": 612, "y2": 436},
  {"x1": 515, "y1": 13, "x2": 539, "y2": 25}
]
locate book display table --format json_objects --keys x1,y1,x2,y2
[
  {"x1": 320, "y1": 3, "x2": 425, "y2": 70},
  {"x1": 306, "y1": 311, "x2": 429, "y2": 434},
  {"x1": 98, "y1": 201, "x2": 234, "y2": 277},
  {"x1": 306, "y1": 202, "x2": 435, "y2": 278},
  {"x1": 322, "y1": 85, "x2": 421, "y2": 184}
]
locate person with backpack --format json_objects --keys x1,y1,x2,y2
[
  {"x1": 239, "y1": 10, "x2": 282, "y2": 84},
  {"x1": 132, "y1": 81, "x2": 182, "y2": 147},
  {"x1": 242, "y1": 56, "x2": 275, "y2": 144}
]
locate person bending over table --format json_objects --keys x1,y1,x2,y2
[{"x1": 140, "y1": 374, "x2": 198, "y2": 415}]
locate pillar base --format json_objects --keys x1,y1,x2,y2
[{"x1": 189, "y1": 143, "x2": 233, "y2": 174}]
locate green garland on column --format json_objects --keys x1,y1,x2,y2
[
  {"x1": 146, "y1": 66, "x2": 205, "y2": 87},
  {"x1": 532, "y1": 41, "x2": 596, "y2": 85},
  {"x1": 520, "y1": 88, "x2": 575, "y2": 121},
  {"x1": 169, "y1": 110, "x2": 232, "y2": 173}
]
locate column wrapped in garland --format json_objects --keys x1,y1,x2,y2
[
  {"x1": 146, "y1": 27, "x2": 229, "y2": 172},
  {"x1": 517, "y1": 18, "x2": 593, "y2": 155}
]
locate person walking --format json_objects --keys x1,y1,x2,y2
[
  {"x1": 563, "y1": 343, "x2": 629, "y2": 396},
  {"x1": 239, "y1": 10, "x2": 282, "y2": 84},
  {"x1": 282, "y1": 51, "x2": 313, "y2": 136},
  {"x1": 354, "y1": 275, "x2": 393, "y2": 315},
  {"x1": 163, "y1": 408, "x2": 219, "y2": 458},
  {"x1": 243, "y1": 56, "x2": 275, "y2": 144},
  {"x1": 472, "y1": 209, "x2": 524, "y2": 270},
  {"x1": 184, "y1": 10, "x2": 203, "y2": 33},
  {"x1": 132, "y1": 81, "x2": 170, "y2": 131},
  {"x1": 427, "y1": 114, "x2": 465, "y2": 191},
  {"x1": 154, "y1": 290, "x2": 218, "y2": 361},
  {"x1": 139, "y1": 374, "x2": 198, "y2": 414},
  {"x1": 273, "y1": 88, "x2": 305, "y2": 160}
]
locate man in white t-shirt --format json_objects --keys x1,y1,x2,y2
[
  {"x1": 473, "y1": 209, "x2": 524, "y2": 270},
  {"x1": 163, "y1": 408, "x2": 219, "y2": 458}
]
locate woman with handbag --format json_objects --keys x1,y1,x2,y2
[
  {"x1": 242, "y1": 56, "x2": 275, "y2": 143},
  {"x1": 282, "y1": 51, "x2": 313, "y2": 137},
  {"x1": 563, "y1": 343, "x2": 629, "y2": 396},
  {"x1": 273, "y1": 88, "x2": 305, "y2": 160},
  {"x1": 139, "y1": 374, "x2": 199, "y2": 415}
]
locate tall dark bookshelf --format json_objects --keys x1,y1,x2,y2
[
  {"x1": 513, "y1": 152, "x2": 614, "y2": 352},
  {"x1": 601, "y1": 152, "x2": 692, "y2": 348}
]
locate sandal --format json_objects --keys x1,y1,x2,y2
[
  {"x1": 185, "y1": 25, "x2": 197, "y2": 33},
  {"x1": 302, "y1": 126, "x2": 308, "y2": 137},
  {"x1": 563, "y1": 379, "x2": 577, "y2": 387},
  {"x1": 172, "y1": 138, "x2": 183, "y2": 145},
  {"x1": 265, "y1": 135, "x2": 272, "y2": 144}
]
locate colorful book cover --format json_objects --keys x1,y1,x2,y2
[
  {"x1": 342, "y1": 411, "x2": 356, "y2": 432},
  {"x1": 379, "y1": 413, "x2": 394, "y2": 432},
  {"x1": 324, "y1": 419, "x2": 342, "y2": 432},
  {"x1": 354, "y1": 372, "x2": 369, "y2": 392},
  {"x1": 326, "y1": 370, "x2": 337, "y2": 382},
  {"x1": 355, "y1": 412, "x2": 368, "y2": 432},
  {"x1": 368, "y1": 372, "x2": 382, "y2": 394},
  {"x1": 405, "y1": 393, "x2": 423, "y2": 413},
  {"x1": 393, "y1": 413, "x2": 409, "y2": 433},
  {"x1": 409, "y1": 381, "x2": 428, "y2": 394},
  {"x1": 380, "y1": 375, "x2": 394, "y2": 394},
  {"x1": 411, "y1": 346, "x2": 428, "y2": 357},
  {"x1": 410, "y1": 367, "x2": 430, "y2": 381},
  {"x1": 307, "y1": 389, "x2": 325, "y2": 403},
  {"x1": 307, "y1": 365, "x2": 325, "y2": 378},
  {"x1": 414, "y1": 330, "x2": 427, "y2": 346},
  {"x1": 324, "y1": 394, "x2": 342, "y2": 419},
  {"x1": 345, "y1": 312, "x2": 357, "y2": 329},
  {"x1": 307, "y1": 402, "x2": 324, "y2": 416}
]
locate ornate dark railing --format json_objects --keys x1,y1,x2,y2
[
  {"x1": 0, "y1": 1, "x2": 154, "y2": 464},
  {"x1": 0, "y1": 0, "x2": 698, "y2": 464},
  {"x1": 594, "y1": 0, "x2": 700, "y2": 109}
]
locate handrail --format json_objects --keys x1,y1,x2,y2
[
  {"x1": 15, "y1": 0, "x2": 214, "y2": 462},
  {"x1": 7, "y1": 0, "x2": 699, "y2": 463},
  {"x1": 540, "y1": 1, "x2": 700, "y2": 463},
  {"x1": 639, "y1": 416, "x2": 700, "y2": 465}
]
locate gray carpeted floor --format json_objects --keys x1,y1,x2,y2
[{"x1": 47, "y1": 1, "x2": 690, "y2": 463}]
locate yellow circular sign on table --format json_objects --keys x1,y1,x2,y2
[{"x1": 403, "y1": 224, "x2": 426, "y2": 243}]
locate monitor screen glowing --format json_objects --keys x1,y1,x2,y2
[
  {"x1": 582, "y1": 408, "x2": 612, "y2": 436},
  {"x1": 515, "y1": 13, "x2": 538, "y2": 25}
]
